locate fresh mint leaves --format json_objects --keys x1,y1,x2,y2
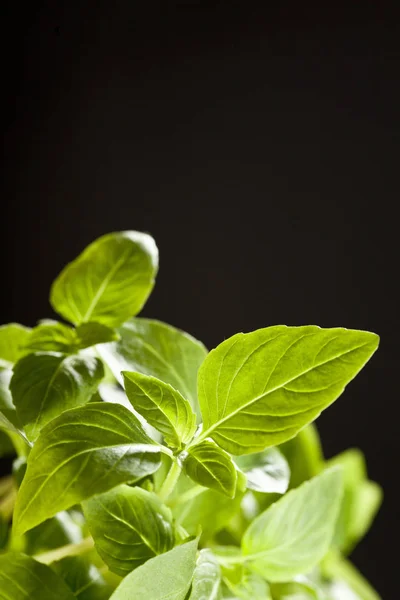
[{"x1": 0, "y1": 230, "x2": 382, "y2": 599}]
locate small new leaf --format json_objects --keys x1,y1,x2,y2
[
  {"x1": 100, "y1": 318, "x2": 207, "y2": 410},
  {"x1": 13, "y1": 403, "x2": 161, "y2": 535},
  {"x1": 109, "y1": 539, "x2": 198, "y2": 600},
  {"x1": 83, "y1": 484, "x2": 174, "y2": 576},
  {"x1": 184, "y1": 439, "x2": 238, "y2": 498},
  {"x1": 50, "y1": 231, "x2": 158, "y2": 328},
  {"x1": 198, "y1": 326, "x2": 379, "y2": 454},
  {"x1": 242, "y1": 467, "x2": 344, "y2": 581},
  {"x1": 0, "y1": 553, "x2": 75, "y2": 600},
  {"x1": 11, "y1": 352, "x2": 105, "y2": 441},
  {"x1": 123, "y1": 371, "x2": 197, "y2": 449}
]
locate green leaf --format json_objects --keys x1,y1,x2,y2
[
  {"x1": 0, "y1": 552, "x2": 76, "y2": 600},
  {"x1": 172, "y1": 482, "x2": 243, "y2": 541},
  {"x1": 279, "y1": 424, "x2": 324, "y2": 489},
  {"x1": 326, "y1": 449, "x2": 382, "y2": 555},
  {"x1": 184, "y1": 440, "x2": 238, "y2": 498},
  {"x1": 123, "y1": 371, "x2": 196, "y2": 449},
  {"x1": 323, "y1": 552, "x2": 381, "y2": 600},
  {"x1": 75, "y1": 322, "x2": 119, "y2": 349},
  {"x1": 52, "y1": 556, "x2": 111, "y2": 600},
  {"x1": 235, "y1": 448, "x2": 290, "y2": 494},
  {"x1": 83, "y1": 484, "x2": 174, "y2": 576},
  {"x1": 242, "y1": 467, "x2": 343, "y2": 581},
  {"x1": 24, "y1": 511, "x2": 83, "y2": 555},
  {"x1": 0, "y1": 323, "x2": 31, "y2": 367},
  {"x1": 100, "y1": 318, "x2": 207, "y2": 411},
  {"x1": 0, "y1": 430, "x2": 14, "y2": 457},
  {"x1": 189, "y1": 549, "x2": 221, "y2": 600},
  {"x1": 0, "y1": 368, "x2": 27, "y2": 443},
  {"x1": 50, "y1": 231, "x2": 158, "y2": 328},
  {"x1": 109, "y1": 538, "x2": 198, "y2": 600},
  {"x1": 11, "y1": 352, "x2": 105, "y2": 441},
  {"x1": 270, "y1": 580, "x2": 320, "y2": 599},
  {"x1": 13, "y1": 403, "x2": 161, "y2": 535},
  {"x1": 227, "y1": 572, "x2": 272, "y2": 599},
  {"x1": 25, "y1": 322, "x2": 78, "y2": 353},
  {"x1": 25, "y1": 321, "x2": 119, "y2": 354},
  {"x1": 197, "y1": 326, "x2": 379, "y2": 454}
]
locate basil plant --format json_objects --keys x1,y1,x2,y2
[{"x1": 0, "y1": 231, "x2": 382, "y2": 599}]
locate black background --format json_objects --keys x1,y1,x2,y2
[{"x1": 1, "y1": 3, "x2": 398, "y2": 596}]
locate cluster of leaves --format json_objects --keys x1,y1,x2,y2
[{"x1": 0, "y1": 231, "x2": 382, "y2": 599}]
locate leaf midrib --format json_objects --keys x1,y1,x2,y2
[
  {"x1": 198, "y1": 341, "x2": 370, "y2": 443},
  {"x1": 82, "y1": 247, "x2": 132, "y2": 322}
]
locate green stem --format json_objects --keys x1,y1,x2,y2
[
  {"x1": 34, "y1": 536, "x2": 94, "y2": 565},
  {"x1": 168, "y1": 484, "x2": 204, "y2": 508},
  {"x1": 159, "y1": 459, "x2": 182, "y2": 502}
]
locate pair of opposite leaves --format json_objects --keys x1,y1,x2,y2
[{"x1": 13, "y1": 321, "x2": 379, "y2": 536}]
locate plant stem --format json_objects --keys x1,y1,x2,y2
[
  {"x1": 159, "y1": 459, "x2": 182, "y2": 502},
  {"x1": 168, "y1": 484, "x2": 204, "y2": 507},
  {"x1": 33, "y1": 536, "x2": 95, "y2": 564}
]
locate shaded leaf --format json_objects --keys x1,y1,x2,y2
[
  {"x1": 11, "y1": 352, "x2": 104, "y2": 441},
  {"x1": 0, "y1": 552, "x2": 75, "y2": 599},
  {"x1": 52, "y1": 556, "x2": 111, "y2": 600},
  {"x1": 13, "y1": 403, "x2": 161, "y2": 535},
  {"x1": 326, "y1": 449, "x2": 382, "y2": 555},
  {"x1": 100, "y1": 318, "x2": 207, "y2": 411},
  {"x1": 83, "y1": 484, "x2": 174, "y2": 576}
]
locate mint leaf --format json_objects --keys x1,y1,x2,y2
[
  {"x1": 123, "y1": 371, "x2": 196, "y2": 450},
  {"x1": 83, "y1": 484, "x2": 174, "y2": 576},
  {"x1": 242, "y1": 467, "x2": 343, "y2": 581},
  {"x1": 0, "y1": 552, "x2": 76, "y2": 599},
  {"x1": 50, "y1": 231, "x2": 158, "y2": 328},
  {"x1": 109, "y1": 539, "x2": 198, "y2": 600},
  {"x1": 11, "y1": 352, "x2": 104, "y2": 441},
  {"x1": 0, "y1": 323, "x2": 31, "y2": 367},
  {"x1": 184, "y1": 439, "x2": 238, "y2": 498},
  {"x1": 235, "y1": 448, "x2": 290, "y2": 494},
  {"x1": 197, "y1": 326, "x2": 379, "y2": 454},
  {"x1": 13, "y1": 403, "x2": 161, "y2": 535},
  {"x1": 100, "y1": 318, "x2": 207, "y2": 411},
  {"x1": 189, "y1": 549, "x2": 221, "y2": 600},
  {"x1": 326, "y1": 449, "x2": 382, "y2": 555}
]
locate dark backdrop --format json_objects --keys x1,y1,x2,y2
[{"x1": 1, "y1": 3, "x2": 398, "y2": 596}]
